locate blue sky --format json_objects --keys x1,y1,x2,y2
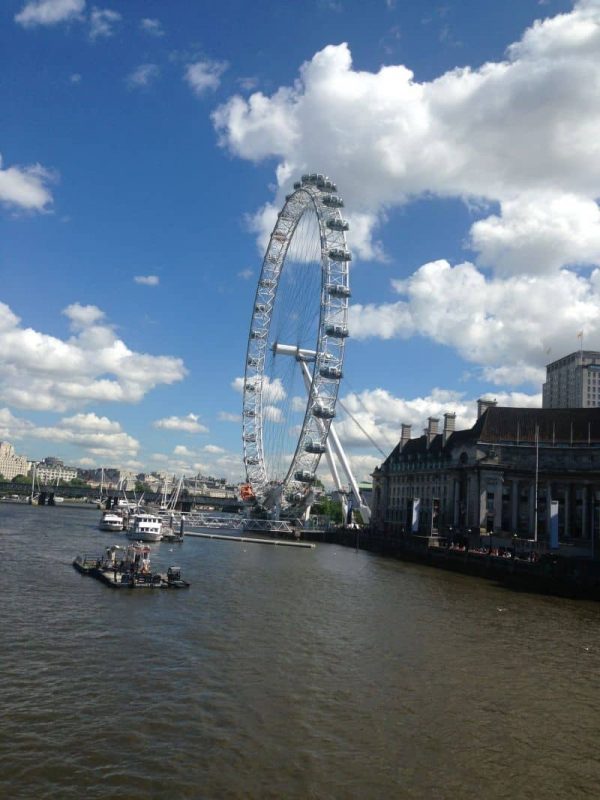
[{"x1": 2, "y1": 0, "x2": 599, "y2": 484}]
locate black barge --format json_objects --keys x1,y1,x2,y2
[{"x1": 73, "y1": 543, "x2": 190, "y2": 589}]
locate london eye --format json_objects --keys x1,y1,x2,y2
[{"x1": 242, "y1": 173, "x2": 351, "y2": 516}]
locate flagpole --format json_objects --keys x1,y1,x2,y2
[
  {"x1": 534, "y1": 424, "x2": 539, "y2": 543},
  {"x1": 578, "y1": 331, "x2": 584, "y2": 402}
]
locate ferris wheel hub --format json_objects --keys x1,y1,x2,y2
[{"x1": 272, "y1": 343, "x2": 317, "y2": 361}]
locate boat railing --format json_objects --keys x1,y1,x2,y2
[
  {"x1": 242, "y1": 519, "x2": 295, "y2": 534},
  {"x1": 184, "y1": 512, "x2": 245, "y2": 530}
]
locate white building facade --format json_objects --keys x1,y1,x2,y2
[
  {"x1": 0, "y1": 442, "x2": 30, "y2": 480},
  {"x1": 543, "y1": 350, "x2": 600, "y2": 408},
  {"x1": 35, "y1": 458, "x2": 78, "y2": 483}
]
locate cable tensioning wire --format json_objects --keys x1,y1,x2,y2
[
  {"x1": 336, "y1": 396, "x2": 388, "y2": 458},
  {"x1": 262, "y1": 207, "x2": 322, "y2": 482}
]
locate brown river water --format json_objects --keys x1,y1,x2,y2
[{"x1": 1, "y1": 503, "x2": 600, "y2": 799}]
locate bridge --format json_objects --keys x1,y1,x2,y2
[{"x1": 0, "y1": 481, "x2": 243, "y2": 512}]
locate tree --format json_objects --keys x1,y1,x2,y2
[
  {"x1": 69, "y1": 478, "x2": 91, "y2": 488},
  {"x1": 12, "y1": 474, "x2": 31, "y2": 484},
  {"x1": 312, "y1": 495, "x2": 343, "y2": 523}
]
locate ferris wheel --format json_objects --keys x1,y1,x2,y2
[{"x1": 242, "y1": 173, "x2": 369, "y2": 521}]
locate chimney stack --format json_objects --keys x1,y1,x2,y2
[
  {"x1": 400, "y1": 423, "x2": 411, "y2": 449},
  {"x1": 443, "y1": 412, "x2": 456, "y2": 445},
  {"x1": 477, "y1": 398, "x2": 497, "y2": 419},
  {"x1": 427, "y1": 417, "x2": 439, "y2": 446}
]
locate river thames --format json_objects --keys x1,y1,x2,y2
[{"x1": 1, "y1": 503, "x2": 600, "y2": 799}]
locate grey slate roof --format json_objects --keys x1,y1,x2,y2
[
  {"x1": 472, "y1": 407, "x2": 600, "y2": 445},
  {"x1": 380, "y1": 407, "x2": 600, "y2": 468}
]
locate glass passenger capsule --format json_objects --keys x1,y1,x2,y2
[
  {"x1": 328, "y1": 248, "x2": 352, "y2": 262},
  {"x1": 326, "y1": 218, "x2": 349, "y2": 231},
  {"x1": 294, "y1": 470, "x2": 315, "y2": 483},
  {"x1": 325, "y1": 324, "x2": 349, "y2": 339},
  {"x1": 319, "y1": 180, "x2": 337, "y2": 192},
  {"x1": 313, "y1": 403, "x2": 335, "y2": 419},
  {"x1": 326, "y1": 284, "x2": 351, "y2": 298},
  {"x1": 305, "y1": 440, "x2": 327, "y2": 454},
  {"x1": 319, "y1": 365, "x2": 343, "y2": 380}
]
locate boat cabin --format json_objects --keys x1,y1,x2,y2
[{"x1": 123, "y1": 543, "x2": 152, "y2": 573}]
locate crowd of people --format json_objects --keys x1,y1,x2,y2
[{"x1": 445, "y1": 540, "x2": 540, "y2": 562}]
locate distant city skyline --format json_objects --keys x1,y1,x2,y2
[
  {"x1": 2, "y1": 0, "x2": 599, "y2": 485},
  {"x1": 0, "y1": 440, "x2": 236, "y2": 486}
]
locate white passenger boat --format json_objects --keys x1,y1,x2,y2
[
  {"x1": 126, "y1": 512, "x2": 163, "y2": 542},
  {"x1": 99, "y1": 511, "x2": 124, "y2": 532}
]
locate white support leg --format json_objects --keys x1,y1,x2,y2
[
  {"x1": 327, "y1": 423, "x2": 371, "y2": 524},
  {"x1": 299, "y1": 359, "x2": 369, "y2": 524},
  {"x1": 275, "y1": 343, "x2": 370, "y2": 525},
  {"x1": 299, "y1": 360, "x2": 348, "y2": 521}
]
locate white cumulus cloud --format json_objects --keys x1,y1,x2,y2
[
  {"x1": 0, "y1": 154, "x2": 55, "y2": 212},
  {"x1": 212, "y1": 0, "x2": 600, "y2": 293},
  {"x1": 15, "y1": 0, "x2": 85, "y2": 27},
  {"x1": 140, "y1": 17, "x2": 163, "y2": 36},
  {"x1": 134, "y1": 274, "x2": 160, "y2": 286},
  {"x1": 0, "y1": 407, "x2": 34, "y2": 439},
  {"x1": 350, "y1": 259, "x2": 600, "y2": 386},
  {"x1": 126, "y1": 65, "x2": 160, "y2": 90},
  {"x1": 0, "y1": 408, "x2": 139, "y2": 460},
  {"x1": 0, "y1": 301, "x2": 186, "y2": 412},
  {"x1": 89, "y1": 6, "x2": 120, "y2": 39},
  {"x1": 63, "y1": 302, "x2": 105, "y2": 328},
  {"x1": 173, "y1": 444, "x2": 194, "y2": 457},
  {"x1": 185, "y1": 59, "x2": 228, "y2": 96},
  {"x1": 153, "y1": 413, "x2": 208, "y2": 434},
  {"x1": 263, "y1": 405, "x2": 283, "y2": 423},
  {"x1": 471, "y1": 193, "x2": 600, "y2": 275},
  {"x1": 218, "y1": 411, "x2": 241, "y2": 423},
  {"x1": 232, "y1": 375, "x2": 287, "y2": 403}
]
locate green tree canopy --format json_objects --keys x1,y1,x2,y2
[{"x1": 312, "y1": 495, "x2": 343, "y2": 524}]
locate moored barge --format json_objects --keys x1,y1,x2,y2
[{"x1": 73, "y1": 543, "x2": 189, "y2": 589}]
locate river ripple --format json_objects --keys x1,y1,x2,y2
[{"x1": 1, "y1": 504, "x2": 600, "y2": 799}]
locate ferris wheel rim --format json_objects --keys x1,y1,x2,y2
[{"x1": 242, "y1": 175, "x2": 351, "y2": 507}]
